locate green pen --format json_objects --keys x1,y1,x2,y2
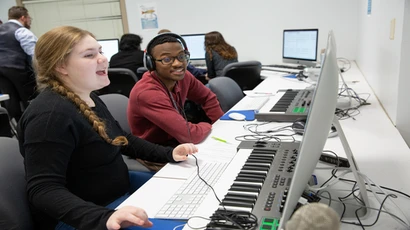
[{"x1": 212, "y1": 136, "x2": 229, "y2": 144}]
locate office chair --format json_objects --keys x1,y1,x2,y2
[
  {"x1": 221, "y1": 60, "x2": 263, "y2": 91},
  {"x1": 136, "y1": 67, "x2": 148, "y2": 80},
  {"x1": 98, "y1": 68, "x2": 139, "y2": 97},
  {"x1": 208, "y1": 76, "x2": 244, "y2": 113},
  {"x1": 99, "y1": 94, "x2": 150, "y2": 172},
  {"x1": 0, "y1": 107, "x2": 14, "y2": 137},
  {"x1": 0, "y1": 137, "x2": 34, "y2": 230}
]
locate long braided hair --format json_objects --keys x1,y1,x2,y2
[{"x1": 34, "y1": 26, "x2": 127, "y2": 146}]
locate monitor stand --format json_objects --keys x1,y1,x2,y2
[{"x1": 327, "y1": 116, "x2": 370, "y2": 219}]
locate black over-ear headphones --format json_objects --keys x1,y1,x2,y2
[{"x1": 143, "y1": 32, "x2": 190, "y2": 71}]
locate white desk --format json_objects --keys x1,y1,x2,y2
[{"x1": 119, "y1": 62, "x2": 410, "y2": 229}]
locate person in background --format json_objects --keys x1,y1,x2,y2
[
  {"x1": 128, "y1": 33, "x2": 223, "y2": 170},
  {"x1": 0, "y1": 6, "x2": 37, "y2": 121},
  {"x1": 17, "y1": 26, "x2": 197, "y2": 230},
  {"x1": 109, "y1": 33, "x2": 144, "y2": 77},
  {"x1": 204, "y1": 31, "x2": 238, "y2": 79},
  {"x1": 0, "y1": 19, "x2": 3, "y2": 25},
  {"x1": 157, "y1": 29, "x2": 207, "y2": 80}
]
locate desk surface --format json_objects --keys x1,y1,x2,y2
[{"x1": 119, "y1": 62, "x2": 410, "y2": 230}]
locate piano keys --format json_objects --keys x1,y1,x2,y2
[
  {"x1": 205, "y1": 141, "x2": 300, "y2": 230},
  {"x1": 255, "y1": 89, "x2": 313, "y2": 122}
]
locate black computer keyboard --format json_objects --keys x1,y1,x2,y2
[
  {"x1": 264, "y1": 64, "x2": 305, "y2": 70},
  {"x1": 193, "y1": 64, "x2": 207, "y2": 68}
]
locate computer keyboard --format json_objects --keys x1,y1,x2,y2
[
  {"x1": 193, "y1": 64, "x2": 207, "y2": 68},
  {"x1": 264, "y1": 64, "x2": 305, "y2": 70},
  {"x1": 240, "y1": 96, "x2": 270, "y2": 111},
  {"x1": 155, "y1": 161, "x2": 228, "y2": 219}
]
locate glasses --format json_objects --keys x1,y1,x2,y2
[{"x1": 154, "y1": 53, "x2": 189, "y2": 65}]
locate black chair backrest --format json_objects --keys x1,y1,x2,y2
[
  {"x1": 221, "y1": 61, "x2": 263, "y2": 91},
  {"x1": 208, "y1": 76, "x2": 245, "y2": 113},
  {"x1": 0, "y1": 107, "x2": 13, "y2": 137},
  {"x1": 0, "y1": 73, "x2": 25, "y2": 121},
  {"x1": 98, "y1": 68, "x2": 138, "y2": 97},
  {"x1": 136, "y1": 67, "x2": 148, "y2": 80},
  {"x1": 0, "y1": 137, "x2": 34, "y2": 229}
]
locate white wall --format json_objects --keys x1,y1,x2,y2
[
  {"x1": 0, "y1": 0, "x2": 17, "y2": 22},
  {"x1": 25, "y1": 1, "x2": 123, "y2": 40},
  {"x1": 124, "y1": 0, "x2": 359, "y2": 65},
  {"x1": 396, "y1": 1, "x2": 410, "y2": 146},
  {"x1": 356, "y1": 0, "x2": 405, "y2": 124}
]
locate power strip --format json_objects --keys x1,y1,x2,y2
[{"x1": 319, "y1": 152, "x2": 350, "y2": 168}]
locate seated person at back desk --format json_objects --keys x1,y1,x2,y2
[
  {"x1": 109, "y1": 33, "x2": 144, "y2": 76},
  {"x1": 128, "y1": 33, "x2": 224, "y2": 170},
  {"x1": 158, "y1": 29, "x2": 207, "y2": 82},
  {"x1": 205, "y1": 31, "x2": 238, "y2": 80}
]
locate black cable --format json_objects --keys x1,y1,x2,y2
[
  {"x1": 360, "y1": 194, "x2": 397, "y2": 227},
  {"x1": 335, "y1": 87, "x2": 371, "y2": 120},
  {"x1": 319, "y1": 169, "x2": 338, "y2": 188},
  {"x1": 341, "y1": 194, "x2": 398, "y2": 228},
  {"x1": 238, "y1": 122, "x2": 297, "y2": 143},
  {"x1": 318, "y1": 190, "x2": 332, "y2": 206},
  {"x1": 353, "y1": 206, "x2": 366, "y2": 230},
  {"x1": 190, "y1": 154, "x2": 258, "y2": 230},
  {"x1": 333, "y1": 176, "x2": 408, "y2": 229},
  {"x1": 338, "y1": 178, "x2": 410, "y2": 200},
  {"x1": 181, "y1": 103, "x2": 258, "y2": 230},
  {"x1": 191, "y1": 155, "x2": 224, "y2": 208},
  {"x1": 338, "y1": 181, "x2": 357, "y2": 220}
]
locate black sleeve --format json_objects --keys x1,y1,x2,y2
[
  {"x1": 205, "y1": 51, "x2": 216, "y2": 78},
  {"x1": 22, "y1": 113, "x2": 115, "y2": 230},
  {"x1": 121, "y1": 133, "x2": 177, "y2": 163}
]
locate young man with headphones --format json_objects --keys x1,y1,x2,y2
[{"x1": 127, "y1": 33, "x2": 223, "y2": 160}]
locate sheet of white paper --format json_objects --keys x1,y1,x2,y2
[{"x1": 153, "y1": 143, "x2": 238, "y2": 180}]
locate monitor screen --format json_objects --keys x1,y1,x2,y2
[
  {"x1": 278, "y1": 30, "x2": 339, "y2": 229},
  {"x1": 282, "y1": 29, "x2": 319, "y2": 67},
  {"x1": 97, "y1": 39, "x2": 119, "y2": 62},
  {"x1": 180, "y1": 34, "x2": 205, "y2": 60}
]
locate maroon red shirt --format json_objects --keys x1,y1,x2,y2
[{"x1": 128, "y1": 71, "x2": 223, "y2": 145}]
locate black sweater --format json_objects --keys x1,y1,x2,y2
[
  {"x1": 17, "y1": 89, "x2": 175, "y2": 230},
  {"x1": 109, "y1": 49, "x2": 145, "y2": 76},
  {"x1": 205, "y1": 49, "x2": 238, "y2": 78}
]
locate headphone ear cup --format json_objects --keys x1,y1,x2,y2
[
  {"x1": 144, "y1": 52, "x2": 155, "y2": 71},
  {"x1": 184, "y1": 51, "x2": 191, "y2": 64}
]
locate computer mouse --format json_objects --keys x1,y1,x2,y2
[
  {"x1": 328, "y1": 125, "x2": 338, "y2": 138},
  {"x1": 292, "y1": 120, "x2": 306, "y2": 135},
  {"x1": 228, "y1": 112, "x2": 246, "y2": 121},
  {"x1": 296, "y1": 71, "x2": 307, "y2": 81}
]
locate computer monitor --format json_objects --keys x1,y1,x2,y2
[
  {"x1": 97, "y1": 39, "x2": 119, "y2": 62},
  {"x1": 278, "y1": 30, "x2": 339, "y2": 229},
  {"x1": 180, "y1": 34, "x2": 206, "y2": 65},
  {"x1": 282, "y1": 29, "x2": 319, "y2": 67}
]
